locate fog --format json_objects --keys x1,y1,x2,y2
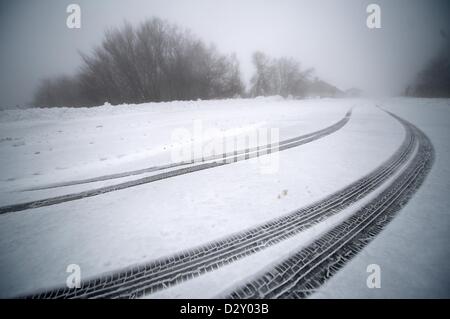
[{"x1": 0, "y1": 0, "x2": 448, "y2": 108}]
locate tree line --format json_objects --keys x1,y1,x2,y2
[
  {"x1": 34, "y1": 18, "x2": 244, "y2": 107},
  {"x1": 33, "y1": 17, "x2": 342, "y2": 108},
  {"x1": 405, "y1": 30, "x2": 450, "y2": 98},
  {"x1": 249, "y1": 51, "x2": 314, "y2": 98}
]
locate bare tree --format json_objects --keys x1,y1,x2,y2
[
  {"x1": 33, "y1": 76, "x2": 85, "y2": 108},
  {"x1": 406, "y1": 30, "x2": 450, "y2": 98},
  {"x1": 33, "y1": 17, "x2": 244, "y2": 107},
  {"x1": 250, "y1": 52, "x2": 272, "y2": 97},
  {"x1": 250, "y1": 52, "x2": 314, "y2": 98}
]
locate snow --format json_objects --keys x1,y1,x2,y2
[
  {"x1": 310, "y1": 98, "x2": 450, "y2": 298},
  {"x1": 0, "y1": 97, "x2": 448, "y2": 298},
  {"x1": 0, "y1": 97, "x2": 342, "y2": 200},
  {"x1": 148, "y1": 146, "x2": 417, "y2": 299}
]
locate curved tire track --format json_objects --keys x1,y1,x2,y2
[
  {"x1": 0, "y1": 110, "x2": 352, "y2": 215},
  {"x1": 20, "y1": 109, "x2": 421, "y2": 299},
  {"x1": 26, "y1": 111, "x2": 352, "y2": 191},
  {"x1": 226, "y1": 111, "x2": 434, "y2": 299}
]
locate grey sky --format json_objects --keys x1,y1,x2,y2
[{"x1": 0, "y1": 0, "x2": 448, "y2": 108}]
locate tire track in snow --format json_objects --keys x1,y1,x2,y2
[
  {"x1": 25, "y1": 110, "x2": 351, "y2": 191},
  {"x1": 0, "y1": 110, "x2": 352, "y2": 215},
  {"x1": 226, "y1": 110, "x2": 434, "y2": 299},
  {"x1": 19, "y1": 109, "x2": 420, "y2": 299}
]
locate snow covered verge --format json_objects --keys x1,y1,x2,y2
[
  {"x1": 0, "y1": 97, "x2": 448, "y2": 298},
  {"x1": 0, "y1": 96, "x2": 343, "y2": 197}
]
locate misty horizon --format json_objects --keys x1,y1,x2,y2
[{"x1": 0, "y1": 0, "x2": 449, "y2": 109}]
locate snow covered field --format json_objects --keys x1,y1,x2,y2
[{"x1": 0, "y1": 97, "x2": 448, "y2": 298}]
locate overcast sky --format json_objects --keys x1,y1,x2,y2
[{"x1": 0, "y1": 0, "x2": 448, "y2": 108}]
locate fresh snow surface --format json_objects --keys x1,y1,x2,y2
[
  {"x1": 0, "y1": 97, "x2": 448, "y2": 298},
  {"x1": 310, "y1": 98, "x2": 450, "y2": 298}
]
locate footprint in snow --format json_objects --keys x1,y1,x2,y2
[
  {"x1": 277, "y1": 189, "x2": 288, "y2": 199},
  {"x1": 0, "y1": 137, "x2": 13, "y2": 143},
  {"x1": 12, "y1": 141, "x2": 25, "y2": 147}
]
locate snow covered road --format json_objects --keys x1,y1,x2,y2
[
  {"x1": 0, "y1": 97, "x2": 448, "y2": 298},
  {"x1": 0, "y1": 108, "x2": 351, "y2": 214}
]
